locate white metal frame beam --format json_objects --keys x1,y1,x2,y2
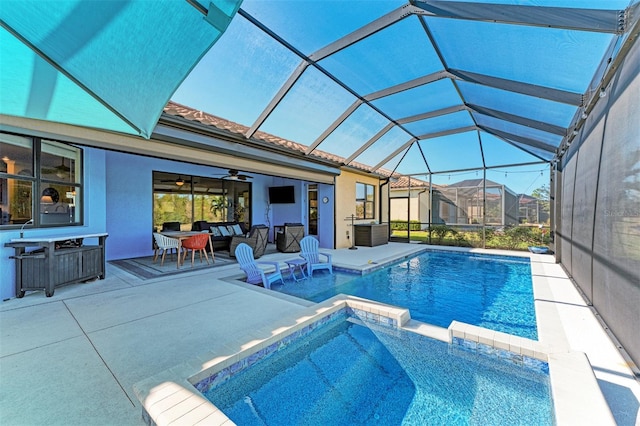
[
  {"x1": 447, "y1": 69, "x2": 584, "y2": 106},
  {"x1": 411, "y1": 1, "x2": 626, "y2": 34},
  {"x1": 245, "y1": 61, "x2": 308, "y2": 138},
  {"x1": 397, "y1": 104, "x2": 466, "y2": 124},
  {"x1": 305, "y1": 100, "x2": 362, "y2": 155},
  {"x1": 345, "y1": 122, "x2": 395, "y2": 164},
  {"x1": 466, "y1": 104, "x2": 567, "y2": 136},
  {"x1": 364, "y1": 70, "x2": 449, "y2": 101},
  {"x1": 310, "y1": 5, "x2": 416, "y2": 62},
  {"x1": 371, "y1": 137, "x2": 418, "y2": 172},
  {"x1": 479, "y1": 126, "x2": 557, "y2": 153},
  {"x1": 417, "y1": 125, "x2": 476, "y2": 140}
]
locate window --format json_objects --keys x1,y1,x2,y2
[
  {"x1": 1, "y1": 133, "x2": 82, "y2": 228},
  {"x1": 356, "y1": 182, "x2": 375, "y2": 219},
  {"x1": 152, "y1": 171, "x2": 251, "y2": 231}
]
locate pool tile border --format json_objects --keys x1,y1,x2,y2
[
  {"x1": 134, "y1": 293, "x2": 615, "y2": 426},
  {"x1": 133, "y1": 295, "x2": 411, "y2": 426}
]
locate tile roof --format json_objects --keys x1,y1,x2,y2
[
  {"x1": 161, "y1": 102, "x2": 438, "y2": 189},
  {"x1": 163, "y1": 101, "x2": 380, "y2": 174},
  {"x1": 389, "y1": 175, "x2": 434, "y2": 189}
]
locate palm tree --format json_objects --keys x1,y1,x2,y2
[{"x1": 209, "y1": 196, "x2": 227, "y2": 221}]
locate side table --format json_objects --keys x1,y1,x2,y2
[{"x1": 285, "y1": 258, "x2": 308, "y2": 282}]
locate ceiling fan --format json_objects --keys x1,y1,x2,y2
[{"x1": 216, "y1": 169, "x2": 253, "y2": 181}]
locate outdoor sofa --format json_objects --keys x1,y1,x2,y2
[{"x1": 191, "y1": 221, "x2": 248, "y2": 251}]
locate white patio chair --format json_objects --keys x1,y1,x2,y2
[
  {"x1": 236, "y1": 243, "x2": 283, "y2": 289},
  {"x1": 300, "y1": 236, "x2": 332, "y2": 276},
  {"x1": 153, "y1": 232, "x2": 181, "y2": 268}
]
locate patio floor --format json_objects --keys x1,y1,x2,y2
[{"x1": 0, "y1": 243, "x2": 638, "y2": 425}]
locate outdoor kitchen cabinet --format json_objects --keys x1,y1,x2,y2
[{"x1": 5, "y1": 233, "x2": 108, "y2": 298}]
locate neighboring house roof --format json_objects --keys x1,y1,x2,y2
[
  {"x1": 518, "y1": 194, "x2": 540, "y2": 204},
  {"x1": 162, "y1": 101, "x2": 388, "y2": 177},
  {"x1": 389, "y1": 176, "x2": 434, "y2": 189}
]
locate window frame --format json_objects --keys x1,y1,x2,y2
[
  {"x1": 356, "y1": 182, "x2": 375, "y2": 220},
  {"x1": 1, "y1": 132, "x2": 83, "y2": 230}
]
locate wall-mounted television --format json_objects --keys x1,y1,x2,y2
[{"x1": 268, "y1": 186, "x2": 295, "y2": 204}]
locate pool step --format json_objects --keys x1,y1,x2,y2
[{"x1": 448, "y1": 321, "x2": 549, "y2": 361}]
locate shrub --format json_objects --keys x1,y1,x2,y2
[
  {"x1": 502, "y1": 226, "x2": 538, "y2": 249},
  {"x1": 431, "y1": 225, "x2": 452, "y2": 244},
  {"x1": 453, "y1": 231, "x2": 468, "y2": 246},
  {"x1": 390, "y1": 220, "x2": 422, "y2": 231}
]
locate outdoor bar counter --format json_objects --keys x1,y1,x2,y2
[{"x1": 5, "y1": 233, "x2": 108, "y2": 298}]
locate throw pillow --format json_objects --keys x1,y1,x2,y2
[
  {"x1": 219, "y1": 226, "x2": 231, "y2": 237},
  {"x1": 232, "y1": 224, "x2": 243, "y2": 235},
  {"x1": 210, "y1": 226, "x2": 222, "y2": 237}
]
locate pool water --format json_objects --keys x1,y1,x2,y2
[
  {"x1": 272, "y1": 250, "x2": 538, "y2": 340},
  {"x1": 203, "y1": 313, "x2": 553, "y2": 425}
]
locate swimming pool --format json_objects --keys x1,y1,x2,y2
[
  {"x1": 199, "y1": 308, "x2": 552, "y2": 425},
  {"x1": 273, "y1": 250, "x2": 538, "y2": 340}
]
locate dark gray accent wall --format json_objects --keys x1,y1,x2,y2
[{"x1": 554, "y1": 33, "x2": 640, "y2": 368}]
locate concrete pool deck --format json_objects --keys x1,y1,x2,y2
[{"x1": 0, "y1": 243, "x2": 638, "y2": 425}]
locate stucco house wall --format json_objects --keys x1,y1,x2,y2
[{"x1": 335, "y1": 170, "x2": 381, "y2": 249}]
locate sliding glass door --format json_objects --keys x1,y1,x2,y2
[{"x1": 152, "y1": 171, "x2": 251, "y2": 231}]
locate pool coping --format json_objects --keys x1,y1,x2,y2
[{"x1": 133, "y1": 291, "x2": 615, "y2": 426}]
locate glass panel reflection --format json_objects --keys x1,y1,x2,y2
[
  {"x1": 40, "y1": 184, "x2": 80, "y2": 225},
  {"x1": 41, "y1": 140, "x2": 79, "y2": 183},
  {"x1": 1, "y1": 134, "x2": 33, "y2": 177},
  {"x1": 1, "y1": 178, "x2": 32, "y2": 224}
]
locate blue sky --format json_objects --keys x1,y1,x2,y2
[{"x1": 171, "y1": 0, "x2": 619, "y2": 195}]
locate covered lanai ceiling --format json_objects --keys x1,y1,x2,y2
[{"x1": 173, "y1": 0, "x2": 640, "y2": 179}]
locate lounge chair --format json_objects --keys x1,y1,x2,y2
[
  {"x1": 276, "y1": 223, "x2": 304, "y2": 253},
  {"x1": 300, "y1": 236, "x2": 332, "y2": 276},
  {"x1": 235, "y1": 243, "x2": 283, "y2": 289},
  {"x1": 229, "y1": 225, "x2": 269, "y2": 258}
]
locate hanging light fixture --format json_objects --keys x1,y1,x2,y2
[
  {"x1": 55, "y1": 157, "x2": 70, "y2": 179},
  {"x1": 175, "y1": 177, "x2": 184, "y2": 186},
  {"x1": 599, "y1": 88, "x2": 607, "y2": 98}
]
